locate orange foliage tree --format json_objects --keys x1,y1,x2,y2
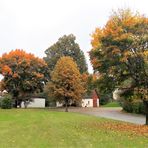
[
  {"x1": 45, "y1": 56, "x2": 85, "y2": 112},
  {"x1": 0, "y1": 49, "x2": 48, "y2": 107},
  {"x1": 90, "y1": 9, "x2": 148, "y2": 124},
  {"x1": 0, "y1": 81, "x2": 3, "y2": 91}
]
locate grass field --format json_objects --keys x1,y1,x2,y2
[
  {"x1": 102, "y1": 101, "x2": 121, "y2": 107},
  {"x1": 0, "y1": 109, "x2": 147, "y2": 148}
]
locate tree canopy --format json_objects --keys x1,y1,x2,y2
[
  {"x1": 0, "y1": 49, "x2": 48, "y2": 107},
  {"x1": 44, "y1": 34, "x2": 88, "y2": 75},
  {"x1": 89, "y1": 9, "x2": 148, "y2": 124},
  {"x1": 45, "y1": 56, "x2": 85, "y2": 111}
]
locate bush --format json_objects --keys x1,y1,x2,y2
[
  {"x1": 1, "y1": 95, "x2": 12, "y2": 109},
  {"x1": 99, "y1": 94, "x2": 111, "y2": 105},
  {"x1": 120, "y1": 99, "x2": 144, "y2": 114},
  {"x1": 118, "y1": 89, "x2": 145, "y2": 114}
]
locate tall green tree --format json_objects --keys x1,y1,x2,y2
[
  {"x1": 90, "y1": 9, "x2": 148, "y2": 124},
  {"x1": 0, "y1": 49, "x2": 48, "y2": 107},
  {"x1": 44, "y1": 34, "x2": 88, "y2": 75},
  {"x1": 44, "y1": 56, "x2": 85, "y2": 112}
]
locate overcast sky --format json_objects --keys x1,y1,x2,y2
[{"x1": 0, "y1": 0, "x2": 148, "y2": 74}]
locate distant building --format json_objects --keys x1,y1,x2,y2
[
  {"x1": 82, "y1": 90, "x2": 99, "y2": 107},
  {"x1": 0, "y1": 90, "x2": 8, "y2": 97},
  {"x1": 21, "y1": 98, "x2": 45, "y2": 108},
  {"x1": 56, "y1": 90, "x2": 100, "y2": 108},
  {"x1": 113, "y1": 88, "x2": 123, "y2": 100}
]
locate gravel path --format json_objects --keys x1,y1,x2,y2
[{"x1": 55, "y1": 107, "x2": 145, "y2": 125}]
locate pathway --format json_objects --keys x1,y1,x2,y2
[{"x1": 57, "y1": 107, "x2": 145, "y2": 125}]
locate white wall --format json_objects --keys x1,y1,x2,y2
[
  {"x1": 21, "y1": 98, "x2": 45, "y2": 108},
  {"x1": 97, "y1": 99, "x2": 99, "y2": 107},
  {"x1": 56, "y1": 101, "x2": 63, "y2": 107},
  {"x1": 82, "y1": 99, "x2": 99, "y2": 107},
  {"x1": 113, "y1": 89, "x2": 123, "y2": 100},
  {"x1": 56, "y1": 99, "x2": 100, "y2": 107},
  {"x1": 82, "y1": 99, "x2": 93, "y2": 107}
]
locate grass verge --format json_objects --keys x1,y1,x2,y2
[
  {"x1": 102, "y1": 101, "x2": 121, "y2": 107},
  {"x1": 0, "y1": 109, "x2": 147, "y2": 148}
]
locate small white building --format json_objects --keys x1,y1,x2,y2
[
  {"x1": 0, "y1": 90, "x2": 8, "y2": 97},
  {"x1": 82, "y1": 90, "x2": 100, "y2": 107},
  {"x1": 81, "y1": 98, "x2": 99, "y2": 107},
  {"x1": 56, "y1": 101, "x2": 63, "y2": 107},
  {"x1": 113, "y1": 89, "x2": 123, "y2": 100},
  {"x1": 21, "y1": 98, "x2": 45, "y2": 108},
  {"x1": 56, "y1": 90, "x2": 100, "y2": 108}
]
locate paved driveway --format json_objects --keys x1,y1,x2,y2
[{"x1": 59, "y1": 107, "x2": 145, "y2": 125}]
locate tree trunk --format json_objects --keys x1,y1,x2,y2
[
  {"x1": 143, "y1": 100, "x2": 148, "y2": 125},
  {"x1": 19, "y1": 102, "x2": 22, "y2": 108},
  {"x1": 14, "y1": 100, "x2": 17, "y2": 108},
  {"x1": 65, "y1": 98, "x2": 68, "y2": 112},
  {"x1": 24, "y1": 100, "x2": 27, "y2": 109},
  {"x1": 18, "y1": 100, "x2": 22, "y2": 108}
]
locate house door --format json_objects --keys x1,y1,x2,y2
[{"x1": 93, "y1": 99, "x2": 97, "y2": 107}]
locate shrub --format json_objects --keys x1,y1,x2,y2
[
  {"x1": 120, "y1": 99, "x2": 144, "y2": 114},
  {"x1": 1, "y1": 95, "x2": 12, "y2": 109},
  {"x1": 99, "y1": 94, "x2": 111, "y2": 105},
  {"x1": 119, "y1": 89, "x2": 145, "y2": 114}
]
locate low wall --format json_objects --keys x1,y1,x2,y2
[{"x1": 21, "y1": 98, "x2": 45, "y2": 108}]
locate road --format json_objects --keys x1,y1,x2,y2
[{"x1": 57, "y1": 107, "x2": 145, "y2": 125}]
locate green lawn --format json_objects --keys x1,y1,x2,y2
[
  {"x1": 102, "y1": 101, "x2": 121, "y2": 107},
  {"x1": 0, "y1": 109, "x2": 147, "y2": 148}
]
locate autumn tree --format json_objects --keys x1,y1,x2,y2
[
  {"x1": 90, "y1": 9, "x2": 148, "y2": 124},
  {"x1": 44, "y1": 34, "x2": 88, "y2": 75},
  {"x1": 84, "y1": 73, "x2": 113, "y2": 105},
  {"x1": 0, "y1": 80, "x2": 2, "y2": 91},
  {"x1": 45, "y1": 56, "x2": 85, "y2": 112},
  {"x1": 0, "y1": 49, "x2": 48, "y2": 107}
]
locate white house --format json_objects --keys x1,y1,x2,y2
[
  {"x1": 0, "y1": 90, "x2": 8, "y2": 97},
  {"x1": 81, "y1": 98, "x2": 99, "y2": 107},
  {"x1": 113, "y1": 88, "x2": 123, "y2": 100},
  {"x1": 56, "y1": 90, "x2": 100, "y2": 108},
  {"x1": 56, "y1": 101, "x2": 63, "y2": 107},
  {"x1": 21, "y1": 98, "x2": 45, "y2": 108},
  {"x1": 81, "y1": 90, "x2": 99, "y2": 107}
]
